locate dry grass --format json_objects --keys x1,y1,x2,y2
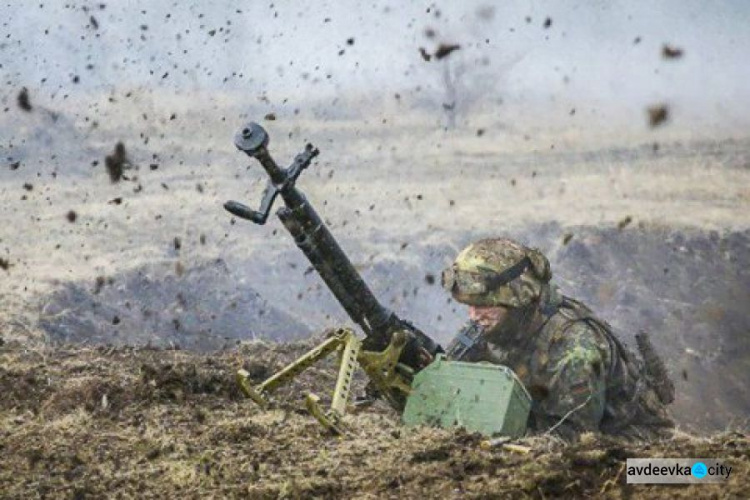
[{"x1": 1, "y1": 338, "x2": 747, "y2": 499}]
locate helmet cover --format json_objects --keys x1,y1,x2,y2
[{"x1": 442, "y1": 238, "x2": 551, "y2": 307}]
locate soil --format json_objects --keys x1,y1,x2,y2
[{"x1": 1, "y1": 338, "x2": 747, "y2": 499}]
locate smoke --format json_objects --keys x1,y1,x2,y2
[{"x1": 2, "y1": 0, "x2": 749, "y2": 138}]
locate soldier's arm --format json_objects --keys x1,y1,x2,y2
[{"x1": 534, "y1": 323, "x2": 609, "y2": 441}]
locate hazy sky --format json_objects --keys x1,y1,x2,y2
[{"x1": 2, "y1": 0, "x2": 749, "y2": 129}]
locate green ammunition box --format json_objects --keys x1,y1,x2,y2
[{"x1": 402, "y1": 355, "x2": 531, "y2": 437}]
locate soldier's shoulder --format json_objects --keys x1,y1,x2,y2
[
  {"x1": 540, "y1": 305, "x2": 598, "y2": 341},
  {"x1": 537, "y1": 305, "x2": 613, "y2": 359}
]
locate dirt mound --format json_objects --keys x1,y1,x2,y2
[
  {"x1": 38, "y1": 258, "x2": 311, "y2": 351},
  {"x1": 0, "y1": 340, "x2": 747, "y2": 499}
]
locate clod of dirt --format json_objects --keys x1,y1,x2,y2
[
  {"x1": 662, "y1": 44, "x2": 684, "y2": 59},
  {"x1": 66, "y1": 210, "x2": 77, "y2": 223},
  {"x1": 543, "y1": 17, "x2": 553, "y2": 29},
  {"x1": 93, "y1": 276, "x2": 107, "y2": 294},
  {"x1": 418, "y1": 47, "x2": 432, "y2": 61},
  {"x1": 617, "y1": 216, "x2": 633, "y2": 230},
  {"x1": 105, "y1": 142, "x2": 130, "y2": 183},
  {"x1": 264, "y1": 113, "x2": 276, "y2": 121},
  {"x1": 647, "y1": 105, "x2": 669, "y2": 128},
  {"x1": 434, "y1": 43, "x2": 461, "y2": 60},
  {"x1": 17, "y1": 88, "x2": 32, "y2": 111},
  {"x1": 9, "y1": 161, "x2": 20, "y2": 170},
  {"x1": 0, "y1": 258, "x2": 10, "y2": 271}
]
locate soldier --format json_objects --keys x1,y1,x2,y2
[{"x1": 441, "y1": 237, "x2": 674, "y2": 441}]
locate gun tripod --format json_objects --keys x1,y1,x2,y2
[{"x1": 236, "y1": 328, "x2": 412, "y2": 435}]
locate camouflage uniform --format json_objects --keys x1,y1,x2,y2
[{"x1": 443, "y1": 238, "x2": 674, "y2": 441}]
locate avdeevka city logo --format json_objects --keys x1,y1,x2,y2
[
  {"x1": 626, "y1": 458, "x2": 731, "y2": 483},
  {"x1": 691, "y1": 462, "x2": 708, "y2": 478}
]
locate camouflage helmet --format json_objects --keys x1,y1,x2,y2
[{"x1": 442, "y1": 238, "x2": 552, "y2": 308}]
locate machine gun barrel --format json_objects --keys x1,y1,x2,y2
[{"x1": 225, "y1": 122, "x2": 442, "y2": 373}]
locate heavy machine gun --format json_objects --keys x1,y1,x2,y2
[{"x1": 224, "y1": 122, "x2": 444, "y2": 433}]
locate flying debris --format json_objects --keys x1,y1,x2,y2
[{"x1": 647, "y1": 105, "x2": 669, "y2": 128}]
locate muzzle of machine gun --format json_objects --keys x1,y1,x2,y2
[{"x1": 224, "y1": 122, "x2": 319, "y2": 225}]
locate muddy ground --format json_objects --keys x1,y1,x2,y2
[
  {"x1": 1, "y1": 338, "x2": 747, "y2": 499},
  {"x1": 1, "y1": 92, "x2": 749, "y2": 497}
]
